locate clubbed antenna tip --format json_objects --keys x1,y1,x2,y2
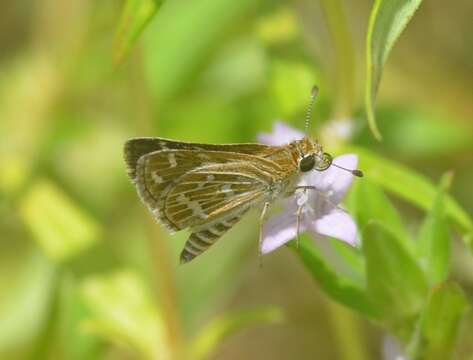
[
  {"x1": 311, "y1": 85, "x2": 319, "y2": 98},
  {"x1": 351, "y1": 169, "x2": 364, "y2": 177}
]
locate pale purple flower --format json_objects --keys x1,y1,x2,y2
[
  {"x1": 383, "y1": 335, "x2": 409, "y2": 360},
  {"x1": 258, "y1": 122, "x2": 359, "y2": 255}
]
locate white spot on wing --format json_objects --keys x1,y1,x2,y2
[
  {"x1": 221, "y1": 184, "x2": 234, "y2": 198},
  {"x1": 198, "y1": 153, "x2": 211, "y2": 160},
  {"x1": 176, "y1": 193, "x2": 208, "y2": 220},
  {"x1": 152, "y1": 172, "x2": 164, "y2": 184},
  {"x1": 168, "y1": 153, "x2": 177, "y2": 168}
]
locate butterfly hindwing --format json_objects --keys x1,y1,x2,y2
[{"x1": 131, "y1": 148, "x2": 283, "y2": 234}]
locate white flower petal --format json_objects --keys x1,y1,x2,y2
[
  {"x1": 305, "y1": 154, "x2": 358, "y2": 204},
  {"x1": 308, "y1": 208, "x2": 358, "y2": 246},
  {"x1": 261, "y1": 212, "x2": 305, "y2": 254},
  {"x1": 258, "y1": 121, "x2": 304, "y2": 146}
]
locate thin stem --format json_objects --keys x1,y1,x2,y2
[
  {"x1": 319, "y1": 0, "x2": 356, "y2": 117},
  {"x1": 146, "y1": 220, "x2": 185, "y2": 360}
]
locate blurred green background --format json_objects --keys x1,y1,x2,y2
[{"x1": 1, "y1": 0, "x2": 472, "y2": 359}]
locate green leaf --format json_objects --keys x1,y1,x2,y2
[
  {"x1": 365, "y1": 0, "x2": 424, "y2": 140},
  {"x1": 0, "y1": 250, "x2": 55, "y2": 352},
  {"x1": 190, "y1": 307, "x2": 284, "y2": 360},
  {"x1": 347, "y1": 179, "x2": 411, "y2": 253},
  {"x1": 418, "y1": 173, "x2": 452, "y2": 285},
  {"x1": 19, "y1": 179, "x2": 101, "y2": 262},
  {"x1": 357, "y1": 106, "x2": 473, "y2": 157},
  {"x1": 344, "y1": 146, "x2": 473, "y2": 249},
  {"x1": 409, "y1": 283, "x2": 468, "y2": 360},
  {"x1": 363, "y1": 222, "x2": 428, "y2": 337},
  {"x1": 58, "y1": 275, "x2": 101, "y2": 360},
  {"x1": 80, "y1": 271, "x2": 170, "y2": 360},
  {"x1": 114, "y1": 0, "x2": 163, "y2": 64},
  {"x1": 143, "y1": 0, "x2": 259, "y2": 100},
  {"x1": 294, "y1": 236, "x2": 377, "y2": 319}
]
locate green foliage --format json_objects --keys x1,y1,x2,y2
[
  {"x1": 344, "y1": 146, "x2": 473, "y2": 246},
  {"x1": 357, "y1": 106, "x2": 473, "y2": 157},
  {"x1": 418, "y1": 173, "x2": 452, "y2": 285},
  {"x1": 0, "y1": 251, "x2": 55, "y2": 353},
  {"x1": 189, "y1": 307, "x2": 284, "y2": 360},
  {"x1": 363, "y1": 222, "x2": 428, "y2": 336},
  {"x1": 269, "y1": 60, "x2": 318, "y2": 117},
  {"x1": 409, "y1": 283, "x2": 468, "y2": 360},
  {"x1": 291, "y1": 237, "x2": 377, "y2": 318},
  {"x1": 347, "y1": 179, "x2": 411, "y2": 253},
  {"x1": 143, "y1": 0, "x2": 259, "y2": 101},
  {"x1": 296, "y1": 172, "x2": 469, "y2": 357},
  {"x1": 19, "y1": 180, "x2": 101, "y2": 262},
  {"x1": 114, "y1": 0, "x2": 164, "y2": 64},
  {"x1": 365, "y1": 0, "x2": 424, "y2": 139},
  {"x1": 80, "y1": 271, "x2": 170, "y2": 359}
]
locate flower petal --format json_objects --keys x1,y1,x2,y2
[
  {"x1": 304, "y1": 154, "x2": 358, "y2": 204},
  {"x1": 308, "y1": 208, "x2": 359, "y2": 246},
  {"x1": 258, "y1": 121, "x2": 304, "y2": 146},
  {"x1": 261, "y1": 212, "x2": 305, "y2": 254}
]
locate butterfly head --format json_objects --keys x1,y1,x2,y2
[
  {"x1": 296, "y1": 138, "x2": 332, "y2": 173},
  {"x1": 295, "y1": 137, "x2": 363, "y2": 177}
]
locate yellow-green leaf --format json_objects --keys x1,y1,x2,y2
[
  {"x1": 19, "y1": 179, "x2": 101, "y2": 262},
  {"x1": 343, "y1": 146, "x2": 473, "y2": 249},
  {"x1": 363, "y1": 222, "x2": 428, "y2": 337},
  {"x1": 418, "y1": 173, "x2": 453, "y2": 285},
  {"x1": 190, "y1": 307, "x2": 284, "y2": 360},
  {"x1": 409, "y1": 283, "x2": 468, "y2": 360},
  {"x1": 114, "y1": 0, "x2": 163, "y2": 64},
  {"x1": 365, "y1": 0, "x2": 423, "y2": 140},
  {"x1": 80, "y1": 271, "x2": 169, "y2": 360}
]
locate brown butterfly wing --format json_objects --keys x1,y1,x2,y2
[{"x1": 124, "y1": 137, "x2": 275, "y2": 179}]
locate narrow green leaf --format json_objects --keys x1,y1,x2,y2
[
  {"x1": 19, "y1": 179, "x2": 101, "y2": 262},
  {"x1": 418, "y1": 173, "x2": 453, "y2": 285},
  {"x1": 190, "y1": 307, "x2": 284, "y2": 360},
  {"x1": 143, "y1": 0, "x2": 258, "y2": 100},
  {"x1": 347, "y1": 179, "x2": 411, "y2": 253},
  {"x1": 365, "y1": 0, "x2": 423, "y2": 140},
  {"x1": 80, "y1": 271, "x2": 170, "y2": 360},
  {"x1": 409, "y1": 283, "x2": 468, "y2": 360},
  {"x1": 358, "y1": 106, "x2": 473, "y2": 157},
  {"x1": 294, "y1": 236, "x2": 378, "y2": 318},
  {"x1": 343, "y1": 146, "x2": 473, "y2": 249},
  {"x1": 363, "y1": 222, "x2": 428, "y2": 336},
  {"x1": 114, "y1": 0, "x2": 163, "y2": 64},
  {"x1": 0, "y1": 250, "x2": 55, "y2": 352}
]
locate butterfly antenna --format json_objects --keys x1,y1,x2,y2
[
  {"x1": 304, "y1": 85, "x2": 319, "y2": 135},
  {"x1": 331, "y1": 163, "x2": 364, "y2": 177}
]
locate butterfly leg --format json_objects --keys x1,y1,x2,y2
[
  {"x1": 259, "y1": 201, "x2": 270, "y2": 267},
  {"x1": 295, "y1": 188, "x2": 308, "y2": 251}
]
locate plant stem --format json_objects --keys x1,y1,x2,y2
[{"x1": 319, "y1": 0, "x2": 356, "y2": 118}]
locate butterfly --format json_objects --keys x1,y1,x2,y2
[{"x1": 124, "y1": 87, "x2": 363, "y2": 264}]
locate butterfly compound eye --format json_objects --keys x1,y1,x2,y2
[
  {"x1": 299, "y1": 154, "x2": 316, "y2": 172},
  {"x1": 315, "y1": 152, "x2": 332, "y2": 171}
]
